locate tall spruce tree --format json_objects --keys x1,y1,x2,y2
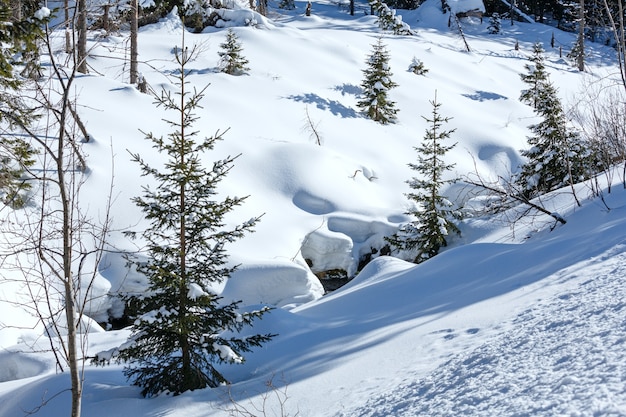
[
  {"x1": 217, "y1": 29, "x2": 250, "y2": 75},
  {"x1": 387, "y1": 92, "x2": 461, "y2": 264},
  {"x1": 104, "y1": 43, "x2": 274, "y2": 397},
  {"x1": 357, "y1": 37, "x2": 398, "y2": 124},
  {"x1": 517, "y1": 50, "x2": 590, "y2": 199}
]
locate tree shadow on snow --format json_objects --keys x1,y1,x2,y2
[{"x1": 285, "y1": 93, "x2": 358, "y2": 118}]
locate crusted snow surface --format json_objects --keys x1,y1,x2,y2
[{"x1": 339, "y1": 244, "x2": 626, "y2": 417}]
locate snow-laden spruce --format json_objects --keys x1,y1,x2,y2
[
  {"x1": 93, "y1": 43, "x2": 274, "y2": 397},
  {"x1": 357, "y1": 37, "x2": 398, "y2": 124}
]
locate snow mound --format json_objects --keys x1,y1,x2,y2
[
  {"x1": 45, "y1": 315, "x2": 105, "y2": 338},
  {"x1": 140, "y1": 7, "x2": 185, "y2": 34},
  {"x1": 95, "y1": 252, "x2": 149, "y2": 322},
  {"x1": 220, "y1": 259, "x2": 324, "y2": 309},
  {"x1": 448, "y1": 0, "x2": 486, "y2": 14},
  {"x1": 0, "y1": 352, "x2": 49, "y2": 383},
  {"x1": 300, "y1": 214, "x2": 398, "y2": 277}
]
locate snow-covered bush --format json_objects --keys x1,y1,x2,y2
[
  {"x1": 369, "y1": 0, "x2": 414, "y2": 35},
  {"x1": 218, "y1": 28, "x2": 250, "y2": 75},
  {"x1": 408, "y1": 56, "x2": 429, "y2": 75},
  {"x1": 357, "y1": 38, "x2": 399, "y2": 124},
  {"x1": 487, "y1": 12, "x2": 502, "y2": 34}
]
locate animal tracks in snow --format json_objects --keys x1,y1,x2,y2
[{"x1": 339, "y1": 245, "x2": 626, "y2": 417}]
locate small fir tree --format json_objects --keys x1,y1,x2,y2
[
  {"x1": 0, "y1": 137, "x2": 35, "y2": 207},
  {"x1": 516, "y1": 54, "x2": 590, "y2": 199},
  {"x1": 487, "y1": 13, "x2": 502, "y2": 34},
  {"x1": 567, "y1": 33, "x2": 584, "y2": 70},
  {"x1": 387, "y1": 92, "x2": 461, "y2": 264},
  {"x1": 357, "y1": 38, "x2": 398, "y2": 124},
  {"x1": 278, "y1": 0, "x2": 295, "y2": 9},
  {"x1": 102, "y1": 44, "x2": 274, "y2": 397},
  {"x1": 519, "y1": 42, "x2": 550, "y2": 110},
  {"x1": 408, "y1": 56, "x2": 428, "y2": 75},
  {"x1": 218, "y1": 29, "x2": 250, "y2": 76},
  {"x1": 369, "y1": 0, "x2": 413, "y2": 35}
]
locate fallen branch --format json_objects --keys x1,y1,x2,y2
[{"x1": 463, "y1": 176, "x2": 567, "y2": 225}]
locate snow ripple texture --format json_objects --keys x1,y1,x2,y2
[{"x1": 342, "y1": 246, "x2": 626, "y2": 416}]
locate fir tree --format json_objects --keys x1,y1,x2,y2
[
  {"x1": 0, "y1": 0, "x2": 47, "y2": 207},
  {"x1": 278, "y1": 0, "x2": 295, "y2": 9},
  {"x1": 357, "y1": 37, "x2": 398, "y2": 124},
  {"x1": 387, "y1": 92, "x2": 461, "y2": 264},
  {"x1": 369, "y1": 0, "x2": 413, "y2": 35},
  {"x1": 567, "y1": 33, "x2": 584, "y2": 70},
  {"x1": 0, "y1": 137, "x2": 35, "y2": 207},
  {"x1": 218, "y1": 29, "x2": 250, "y2": 76},
  {"x1": 408, "y1": 56, "x2": 428, "y2": 75},
  {"x1": 487, "y1": 13, "x2": 502, "y2": 34},
  {"x1": 516, "y1": 55, "x2": 590, "y2": 199},
  {"x1": 519, "y1": 42, "x2": 550, "y2": 110},
  {"x1": 104, "y1": 44, "x2": 274, "y2": 397}
]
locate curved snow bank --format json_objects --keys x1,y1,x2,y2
[
  {"x1": 221, "y1": 260, "x2": 324, "y2": 309},
  {"x1": 45, "y1": 315, "x2": 105, "y2": 338},
  {"x1": 0, "y1": 368, "x2": 139, "y2": 416},
  {"x1": 0, "y1": 352, "x2": 49, "y2": 383}
]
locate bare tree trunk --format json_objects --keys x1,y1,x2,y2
[
  {"x1": 102, "y1": 4, "x2": 110, "y2": 33},
  {"x1": 57, "y1": 87, "x2": 83, "y2": 417},
  {"x1": 577, "y1": 0, "x2": 585, "y2": 71},
  {"x1": 65, "y1": 0, "x2": 71, "y2": 53},
  {"x1": 130, "y1": 0, "x2": 138, "y2": 85},
  {"x1": 11, "y1": 0, "x2": 22, "y2": 20},
  {"x1": 77, "y1": 0, "x2": 88, "y2": 74},
  {"x1": 602, "y1": 0, "x2": 626, "y2": 91}
]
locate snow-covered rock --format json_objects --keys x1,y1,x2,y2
[{"x1": 220, "y1": 259, "x2": 324, "y2": 309}]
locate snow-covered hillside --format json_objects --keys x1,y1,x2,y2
[{"x1": 1, "y1": 0, "x2": 625, "y2": 415}]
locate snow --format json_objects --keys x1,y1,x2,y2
[
  {"x1": 1, "y1": 0, "x2": 626, "y2": 415},
  {"x1": 188, "y1": 282, "x2": 208, "y2": 300},
  {"x1": 34, "y1": 7, "x2": 51, "y2": 20},
  {"x1": 221, "y1": 259, "x2": 324, "y2": 308},
  {"x1": 447, "y1": 0, "x2": 486, "y2": 14}
]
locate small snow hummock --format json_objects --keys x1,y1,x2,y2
[
  {"x1": 213, "y1": 342, "x2": 243, "y2": 363},
  {"x1": 188, "y1": 282, "x2": 208, "y2": 300},
  {"x1": 34, "y1": 7, "x2": 50, "y2": 20}
]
